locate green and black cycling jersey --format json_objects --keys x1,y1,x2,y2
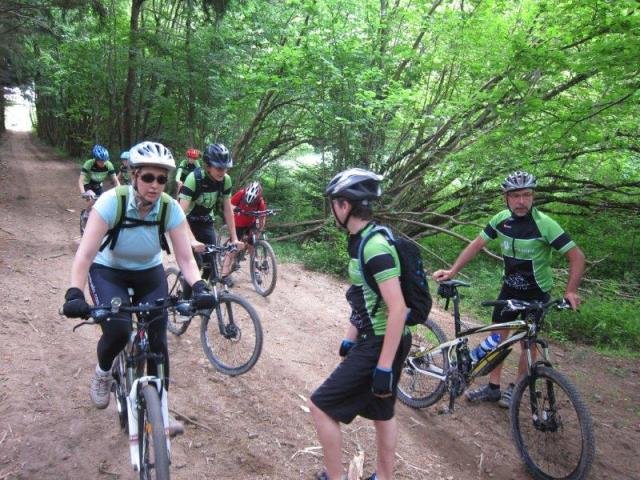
[
  {"x1": 81, "y1": 159, "x2": 116, "y2": 185},
  {"x1": 346, "y1": 223, "x2": 401, "y2": 336},
  {"x1": 175, "y1": 159, "x2": 202, "y2": 183},
  {"x1": 118, "y1": 163, "x2": 131, "y2": 184},
  {"x1": 178, "y1": 168, "x2": 232, "y2": 219},
  {"x1": 480, "y1": 207, "x2": 576, "y2": 293}
]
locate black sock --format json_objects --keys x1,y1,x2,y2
[{"x1": 489, "y1": 383, "x2": 500, "y2": 390}]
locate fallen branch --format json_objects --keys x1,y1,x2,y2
[
  {"x1": 169, "y1": 408, "x2": 214, "y2": 432},
  {"x1": 272, "y1": 225, "x2": 324, "y2": 242},
  {"x1": 290, "y1": 445, "x2": 322, "y2": 460}
]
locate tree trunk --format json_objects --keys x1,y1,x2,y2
[{"x1": 122, "y1": 0, "x2": 145, "y2": 148}]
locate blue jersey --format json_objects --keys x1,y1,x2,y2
[{"x1": 93, "y1": 186, "x2": 185, "y2": 270}]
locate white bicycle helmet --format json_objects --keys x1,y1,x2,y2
[
  {"x1": 129, "y1": 141, "x2": 176, "y2": 171},
  {"x1": 325, "y1": 168, "x2": 383, "y2": 201},
  {"x1": 502, "y1": 171, "x2": 537, "y2": 192},
  {"x1": 244, "y1": 181, "x2": 263, "y2": 205}
]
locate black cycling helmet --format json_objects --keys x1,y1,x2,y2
[
  {"x1": 324, "y1": 168, "x2": 383, "y2": 202},
  {"x1": 502, "y1": 170, "x2": 537, "y2": 192},
  {"x1": 203, "y1": 143, "x2": 233, "y2": 168}
]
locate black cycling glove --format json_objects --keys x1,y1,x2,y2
[
  {"x1": 191, "y1": 280, "x2": 215, "y2": 309},
  {"x1": 372, "y1": 367, "x2": 394, "y2": 398},
  {"x1": 62, "y1": 287, "x2": 91, "y2": 318}
]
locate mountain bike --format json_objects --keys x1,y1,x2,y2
[
  {"x1": 79, "y1": 191, "x2": 98, "y2": 235},
  {"x1": 165, "y1": 243, "x2": 263, "y2": 376},
  {"x1": 69, "y1": 295, "x2": 197, "y2": 480},
  {"x1": 398, "y1": 279, "x2": 595, "y2": 480},
  {"x1": 217, "y1": 209, "x2": 278, "y2": 297}
]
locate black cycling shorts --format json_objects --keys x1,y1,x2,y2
[
  {"x1": 492, "y1": 284, "x2": 550, "y2": 324},
  {"x1": 310, "y1": 331, "x2": 411, "y2": 424}
]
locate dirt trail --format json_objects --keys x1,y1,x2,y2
[{"x1": 0, "y1": 130, "x2": 638, "y2": 479}]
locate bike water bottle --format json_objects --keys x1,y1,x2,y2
[{"x1": 470, "y1": 333, "x2": 501, "y2": 364}]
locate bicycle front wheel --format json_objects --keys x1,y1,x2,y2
[
  {"x1": 199, "y1": 292, "x2": 263, "y2": 376},
  {"x1": 80, "y1": 209, "x2": 89, "y2": 236},
  {"x1": 397, "y1": 319, "x2": 448, "y2": 408},
  {"x1": 250, "y1": 239, "x2": 277, "y2": 297},
  {"x1": 165, "y1": 267, "x2": 191, "y2": 336},
  {"x1": 113, "y1": 352, "x2": 128, "y2": 431},
  {"x1": 139, "y1": 384, "x2": 170, "y2": 480},
  {"x1": 511, "y1": 366, "x2": 595, "y2": 480}
]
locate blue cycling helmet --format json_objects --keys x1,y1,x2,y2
[
  {"x1": 203, "y1": 143, "x2": 233, "y2": 168},
  {"x1": 92, "y1": 144, "x2": 109, "y2": 162},
  {"x1": 120, "y1": 151, "x2": 130, "y2": 160}
]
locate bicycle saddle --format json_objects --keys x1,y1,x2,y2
[{"x1": 437, "y1": 279, "x2": 470, "y2": 298}]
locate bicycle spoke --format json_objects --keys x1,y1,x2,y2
[
  {"x1": 397, "y1": 320, "x2": 448, "y2": 408},
  {"x1": 200, "y1": 293, "x2": 263, "y2": 376}
]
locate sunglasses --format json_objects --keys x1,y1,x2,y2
[{"x1": 139, "y1": 173, "x2": 168, "y2": 185}]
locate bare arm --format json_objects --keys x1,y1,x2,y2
[
  {"x1": 111, "y1": 174, "x2": 120, "y2": 187},
  {"x1": 169, "y1": 221, "x2": 203, "y2": 286},
  {"x1": 70, "y1": 210, "x2": 109, "y2": 289},
  {"x1": 78, "y1": 173, "x2": 87, "y2": 194},
  {"x1": 376, "y1": 276, "x2": 409, "y2": 370},
  {"x1": 432, "y1": 235, "x2": 487, "y2": 281},
  {"x1": 564, "y1": 246, "x2": 585, "y2": 310}
]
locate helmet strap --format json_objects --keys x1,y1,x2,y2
[{"x1": 331, "y1": 199, "x2": 354, "y2": 230}]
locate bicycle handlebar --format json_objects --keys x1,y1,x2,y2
[
  {"x1": 481, "y1": 298, "x2": 571, "y2": 311},
  {"x1": 204, "y1": 243, "x2": 238, "y2": 254},
  {"x1": 233, "y1": 208, "x2": 279, "y2": 217},
  {"x1": 64, "y1": 295, "x2": 209, "y2": 331}
]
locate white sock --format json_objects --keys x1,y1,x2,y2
[{"x1": 95, "y1": 364, "x2": 110, "y2": 376}]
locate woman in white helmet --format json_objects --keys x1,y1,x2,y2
[{"x1": 62, "y1": 141, "x2": 210, "y2": 428}]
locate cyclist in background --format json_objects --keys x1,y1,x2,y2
[
  {"x1": 78, "y1": 144, "x2": 119, "y2": 200},
  {"x1": 117, "y1": 150, "x2": 131, "y2": 185},
  {"x1": 220, "y1": 181, "x2": 267, "y2": 286},
  {"x1": 309, "y1": 168, "x2": 411, "y2": 480},
  {"x1": 174, "y1": 148, "x2": 201, "y2": 197},
  {"x1": 178, "y1": 143, "x2": 242, "y2": 286},
  {"x1": 62, "y1": 141, "x2": 211, "y2": 432},
  {"x1": 432, "y1": 170, "x2": 585, "y2": 408}
]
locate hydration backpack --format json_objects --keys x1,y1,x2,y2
[
  {"x1": 358, "y1": 225, "x2": 432, "y2": 326},
  {"x1": 99, "y1": 185, "x2": 172, "y2": 254}
]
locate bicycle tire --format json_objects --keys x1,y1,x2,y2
[
  {"x1": 510, "y1": 365, "x2": 595, "y2": 480},
  {"x1": 397, "y1": 318, "x2": 449, "y2": 408},
  {"x1": 250, "y1": 239, "x2": 277, "y2": 297},
  {"x1": 113, "y1": 352, "x2": 128, "y2": 431},
  {"x1": 79, "y1": 209, "x2": 89, "y2": 236},
  {"x1": 199, "y1": 291, "x2": 263, "y2": 376},
  {"x1": 165, "y1": 267, "x2": 191, "y2": 336},
  {"x1": 139, "y1": 384, "x2": 170, "y2": 480}
]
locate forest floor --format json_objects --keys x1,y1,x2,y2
[{"x1": 0, "y1": 130, "x2": 638, "y2": 479}]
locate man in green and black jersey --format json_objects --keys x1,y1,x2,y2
[
  {"x1": 78, "y1": 144, "x2": 119, "y2": 198},
  {"x1": 309, "y1": 168, "x2": 411, "y2": 480},
  {"x1": 178, "y1": 143, "x2": 241, "y2": 283},
  {"x1": 433, "y1": 171, "x2": 585, "y2": 408}
]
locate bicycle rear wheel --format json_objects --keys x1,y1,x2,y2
[
  {"x1": 250, "y1": 239, "x2": 277, "y2": 297},
  {"x1": 139, "y1": 384, "x2": 170, "y2": 480},
  {"x1": 397, "y1": 319, "x2": 448, "y2": 408},
  {"x1": 199, "y1": 292, "x2": 263, "y2": 376},
  {"x1": 511, "y1": 366, "x2": 595, "y2": 480},
  {"x1": 165, "y1": 267, "x2": 191, "y2": 336}
]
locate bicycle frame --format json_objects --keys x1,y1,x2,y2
[
  {"x1": 123, "y1": 321, "x2": 171, "y2": 472},
  {"x1": 411, "y1": 283, "x2": 555, "y2": 411}
]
